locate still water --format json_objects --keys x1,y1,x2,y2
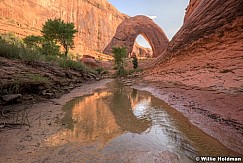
[{"x1": 52, "y1": 81, "x2": 239, "y2": 162}]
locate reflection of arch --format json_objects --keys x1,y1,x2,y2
[
  {"x1": 104, "y1": 15, "x2": 169, "y2": 57},
  {"x1": 108, "y1": 81, "x2": 152, "y2": 133}
]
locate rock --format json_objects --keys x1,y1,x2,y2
[
  {"x1": 184, "y1": 0, "x2": 202, "y2": 23},
  {"x1": 104, "y1": 15, "x2": 169, "y2": 57},
  {"x1": 81, "y1": 57, "x2": 99, "y2": 67},
  {"x1": 81, "y1": 56, "x2": 112, "y2": 69},
  {"x1": 42, "y1": 90, "x2": 47, "y2": 95},
  {"x1": 2, "y1": 94, "x2": 22, "y2": 103},
  {"x1": 42, "y1": 90, "x2": 53, "y2": 98},
  {"x1": 20, "y1": 135, "x2": 33, "y2": 142},
  {"x1": 125, "y1": 83, "x2": 132, "y2": 86},
  {"x1": 45, "y1": 93, "x2": 53, "y2": 97},
  {"x1": 95, "y1": 77, "x2": 101, "y2": 81}
]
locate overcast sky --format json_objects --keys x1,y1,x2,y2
[{"x1": 108, "y1": 0, "x2": 189, "y2": 48}]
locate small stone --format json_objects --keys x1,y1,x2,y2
[
  {"x1": 2, "y1": 94, "x2": 22, "y2": 102},
  {"x1": 20, "y1": 135, "x2": 33, "y2": 142},
  {"x1": 42, "y1": 90, "x2": 53, "y2": 98},
  {"x1": 42, "y1": 90, "x2": 47, "y2": 95}
]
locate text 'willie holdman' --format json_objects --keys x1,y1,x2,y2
[{"x1": 195, "y1": 156, "x2": 242, "y2": 162}]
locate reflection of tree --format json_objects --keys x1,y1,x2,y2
[
  {"x1": 61, "y1": 97, "x2": 85, "y2": 130},
  {"x1": 108, "y1": 81, "x2": 152, "y2": 133},
  {"x1": 131, "y1": 89, "x2": 137, "y2": 100}
]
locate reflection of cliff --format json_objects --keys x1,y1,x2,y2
[{"x1": 60, "y1": 91, "x2": 123, "y2": 145}]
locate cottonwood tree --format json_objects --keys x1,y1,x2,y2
[
  {"x1": 41, "y1": 18, "x2": 78, "y2": 57},
  {"x1": 23, "y1": 35, "x2": 60, "y2": 56}
]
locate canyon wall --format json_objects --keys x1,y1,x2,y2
[
  {"x1": 132, "y1": 42, "x2": 153, "y2": 58},
  {"x1": 0, "y1": 0, "x2": 127, "y2": 56},
  {"x1": 143, "y1": 0, "x2": 243, "y2": 153},
  {"x1": 152, "y1": 0, "x2": 243, "y2": 65},
  {"x1": 147, "y1": 0, "x2": 243, "y2": 102}
]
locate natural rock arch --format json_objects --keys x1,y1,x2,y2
[{"x1": 104, "y1": 15, "x2": 169, "y2": 57}]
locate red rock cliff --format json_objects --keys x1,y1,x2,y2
[
  {"x1": 0, "y1": 0, "x2": 127, "y2": 55},
  {"x1": 147, "y1": 0, "x2": 243, "y2": 106}
]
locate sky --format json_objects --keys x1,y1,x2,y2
[{"x1": 108, "y1": 0, "x2": 189, "y2": 48}]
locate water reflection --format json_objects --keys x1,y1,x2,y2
[
  {"x1": 46, "y1": 80, "x2": 240, "y2": 161},
  {"x1": 61, "y1": 91, "x2": 123, "y2": 145}
]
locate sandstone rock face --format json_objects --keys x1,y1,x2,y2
[
  {"x1": 104, "y1": 15, "x2": 169, "y2": 57},
  {"x1": 143, "y1": 0, "x2": 243, "y2": 153},
  {"x1": 0, "y1": 0, "x2": 127, "y2": 55}
]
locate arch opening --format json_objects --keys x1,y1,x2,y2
[{"x1": 131, "y1": 34, "x2": 153, "y2": 59}]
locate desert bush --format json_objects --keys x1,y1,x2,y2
[
  {"x1": 95, "y1": 67, "x2": 108, "y2": 75},
  {"x1": 58, "y1": 58, "x2": 91, "y2": 73},
  {"x1": 0, "y1": 33, "x2": 94, "y2": 74},
  {"x1": 0, "y1": 33, "x2": 44, "y2": 60}
]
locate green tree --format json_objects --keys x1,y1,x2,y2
[
  {"x1": 23, "y1": 35, "x2": 44, "y2": 49},
  {"x1": 41, "y1": 18, "x2": 78, "y2": 57},
  {"x1": 112, "y1": 47, "x2": 127, "y2": 76},
  {"x1": 41, "y1": 41, "x2": 60, "y2": 56},
  {"x1": 23, "y1": 35, "x2": 60, "y2": 56},
  {"x1": 132, "y1": 55, "x2": 138, "y2": 69}
]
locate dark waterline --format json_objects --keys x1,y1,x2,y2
[{"x1": 57, "y1": 80, "x2": 240, "y2": 162}]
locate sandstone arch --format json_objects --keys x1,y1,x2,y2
[{"x1": 104, "y1": 15, "x2": 169, "y2": 57}]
